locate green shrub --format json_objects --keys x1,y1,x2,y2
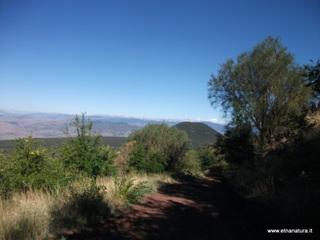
[
  {"x1": 128, "y1": 142, "x2": 147, "y2": 172},
  {"x1": 145, "y1": 147, "x2": 168, "y2": 173},
  {"x1": 176, "y1": 150, "x2": 201, "y2": 175},
  {"x1": 0, "y1": 136, "x2": 70, "y2": 197},
  {"x1": 60, "y1": 114, "x2": 116, "y2": 180},
  {"x1": 95, "y1": 145, "x2": 118, "y2": 176},
  {"x1": 212, "y1": 159, "x2": 232, "y2": 176},
  {"x1": 128, "y1": 124, "x2": 190, "y2": 173},
  {"x1": 215, "y1": 123, "x2": 254, "y2": 166},
  {"x1": 197, "y1": 143, "x2": 218, "y2": 171}
]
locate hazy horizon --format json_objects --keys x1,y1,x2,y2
[{"x1": 0, "y1": 108, "x2": 225, "y2": 124}]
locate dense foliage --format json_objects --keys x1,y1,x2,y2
[
  {"x1": 208, "y1": 36, "x2": 311, "y2": 152},
  {"x1": 0, "y1": 136, "x2": 68, "y2": 197},
  {"x1": 0, "y1": 114, "x2": 118, "y2": 197},
  {"x1": 195, "y1": 143, "x2": 216, "y2": 171},
  {"x1": 214, "y1": 123, "x2": 254, "y2": 166},
  {"x1": 127, "y1": 123, "x2": 200, "y2": 174},
  {"x1": 60, "y1": 113, "x2": 117, "y2": 180}
]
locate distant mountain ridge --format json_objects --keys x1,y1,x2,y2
[{"x1": 0, "y1": 110, "x2": 225, "y2": 140}]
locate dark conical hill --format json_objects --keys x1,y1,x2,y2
[{"x1": 173, "y1": 122, "x2": 221, "y2": 149}]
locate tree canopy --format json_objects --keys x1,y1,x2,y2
[
  {"x1": 208, "y1": 37, "x2": 311, "y2": 151},
  {"x1": 128, "y1": 123, "x2": 191, "y2": 172},
  {"x1": 305, "y1": 60, "x2": 320, "y2": 110}
]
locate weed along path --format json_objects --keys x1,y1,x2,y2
[{"x1": 63, "y1": 177, "x2": 254, "y2": 240}]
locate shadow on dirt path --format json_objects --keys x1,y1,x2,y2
[{"x1": 61, "y1": 177, "x2": 261, "y2": 240}]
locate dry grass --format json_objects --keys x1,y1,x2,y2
[
  {"x1": 0, "y1": 190, "x2": 54, "y2": 240},
  {"x1": 0, "y1": 173, "x2": 174, "y2": 240}
]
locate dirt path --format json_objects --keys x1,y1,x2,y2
[{"x1": 62, "y1": 177, "x2": 256, "y2": 240}]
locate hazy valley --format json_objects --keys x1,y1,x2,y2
[{"x1": 0, "y1": 110, "x2": 225, "y2": 140}]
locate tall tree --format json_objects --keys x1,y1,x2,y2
[{"x1": 208, "y1": 37, "x2": 311, "y2": 152}]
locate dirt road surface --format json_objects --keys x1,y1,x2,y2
[{"x1": 60, "y1": 177, "x2": 311, "y2": 240}]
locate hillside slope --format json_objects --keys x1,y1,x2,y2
[{"x1": 173, "y1": 122, "x2": 221, "y2": 148}]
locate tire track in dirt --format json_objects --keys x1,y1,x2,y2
[{"x1": 62, "y1": 177, "x2": 254, "y2": 240}]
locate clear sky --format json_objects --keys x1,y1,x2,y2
[{"x1": 1, "y1": 0, "x2": 319, "y2": 123}]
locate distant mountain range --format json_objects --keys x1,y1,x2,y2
[{"x1": 0, "y1": 110, "x2": 225, "y2": 140}]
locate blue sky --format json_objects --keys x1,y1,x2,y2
[{"x1": 1, "y1": 0, "x2": 319, "y2": 123}]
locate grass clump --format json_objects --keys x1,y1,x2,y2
[{"x1": 113, "y1": 177, "x2": 152, "y2": 204}]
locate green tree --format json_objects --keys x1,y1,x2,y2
[
  {"x1": 208, "y1": 37, "x2": 311, "y2": 152},
  {"x1": 60, "y1": 113, "x2": 115, "y2": 180},
  {"x1": 128, "y1": 124, "x2": 190, "y2": 172}
]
